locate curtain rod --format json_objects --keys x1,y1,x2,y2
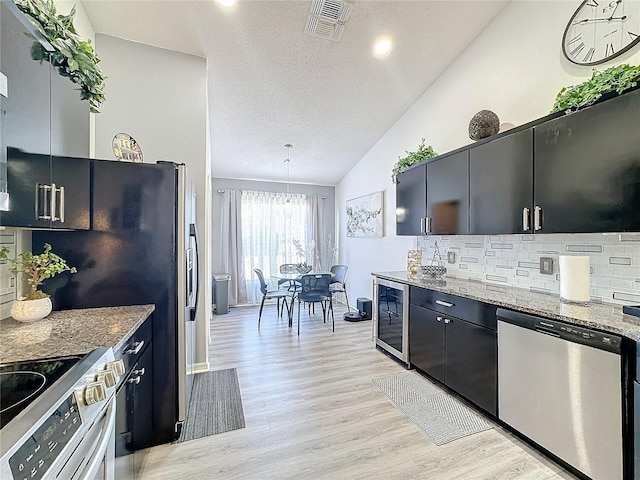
[{"x1": 217, "y1": 189, "x2": 326, "y2": 199}]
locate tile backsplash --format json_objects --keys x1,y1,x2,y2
[{"x1": 416, "y1": 233, "x2": 640, "y2": 306}]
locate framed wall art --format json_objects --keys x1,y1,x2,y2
[{"x1": 346, "y1": 191, "x2": 383, "y2": 237}]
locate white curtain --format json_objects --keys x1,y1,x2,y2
[
  {"x1": 307, "y1": 195, "x2": 326, "y2": 270},
  {"x1": 219, "y1": 190, "x2": 247, "y2": 305},
  {"x1": 241, "y1": 190, "x2": 308, "y2": 304}
]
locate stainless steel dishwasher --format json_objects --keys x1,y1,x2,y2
[{"x1": 497, "y1": 308, "x2": 623, "y2": 480}]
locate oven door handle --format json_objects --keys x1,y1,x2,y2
[{"x1": 80, "y1": 398, "x2": 116, "y2": 480}]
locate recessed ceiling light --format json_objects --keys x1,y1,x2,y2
[
  {"x1": 373, "y1": 36, "x2": 392, "y2": 57},
  {"x1": 216, "y1": 0, "x2": 236, "y2": 7}
]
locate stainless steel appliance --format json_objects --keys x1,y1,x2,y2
[
  {"x1": 0, "y1": 348, "x2": 122, "y2": 480},
  {"x1": 373, "y1": 278, "x2": 409, "y2": 366},
  {"x1": 34, "y1": 160, "x2": 200, "y2": 445},
  {"x1": 498, "y1": 308, "x2": 623, "y2": 480}
]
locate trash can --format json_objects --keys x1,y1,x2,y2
[{"x1": 213, "y1": 274, "x2": 231, "y2": 314}]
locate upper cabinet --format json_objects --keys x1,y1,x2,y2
[
  {"x1": 469, "y1": 129, "x2": 533, "y2": 235},
  {"x1": 396, "y1": 89, "x2": 640, "y2": 236},
  {"x1": 50, "y1": 61, "x2": 90, "y2": 158},
  {"x1": 0, "y1": 2, "x2": 90, "y2": 229},
  {"x1": 426, "y1": 151, "x2": 469, "y2": 235},
  {"x1": 3, "y1": 148, "x2": 90, "y2": 229},
  {"x1": 533, "y1": 89, "x2": 640, "y2": 233},
  {"x1": 1, "y1": 1, "x2": 51, "y2": 156},
  {"x1": 396, "y1": 164, "x2": 426, "y2": 236},
  {"x1": 396, "y1": 151, "x2": 469, "y2": 236}
]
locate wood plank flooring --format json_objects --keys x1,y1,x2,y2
[{"x1": 136, "y1": 301, "x2": 577, "y2": 480}]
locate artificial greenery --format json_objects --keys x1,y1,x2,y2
[
  {"x1": 550, "y1": 63, "x2": 640, "y2": 114},
  {"x1": 14, "y1": 0, "x2": 106, "y2": 113},
  {"x1": 392, "y1": 138, "x2": 438, "y2": 183},
  {"x1": 0, "y1": 243, "x2": 77, "y2": 300}
]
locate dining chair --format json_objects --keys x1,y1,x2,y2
[
  {"x1": 278, "y1": 263, "x2": 302, "y2": 292},
  {"x1": 254, "y1": 268, "x2": 292, "y2": 327},
  {"x1": 329, "y1": 265, "x2": 350, "y2": 312},
  {"x1": 295, "y1": 273, "x2": 334, "y2": 335}
]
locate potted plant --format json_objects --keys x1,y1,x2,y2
[
  {"x1": 14, "y1": 0, "x2": 107, "y2": 113},
  {"x1": 293, "y1": 239, "x2": 315, "y2": 273},
  {"x1": 550, "y1": 63, "x2": 640, "y2": 114},
  {"x1": 392, "y1": 138, "x2": 438, "y2": 183},
  {"x1": 0, "y1": 243, "x2": 76, "y2": 322}
]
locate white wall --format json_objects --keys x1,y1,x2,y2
[
  {"x1": 94, "y1": 35, "x2": 212, "y2": 370},
  {"x1": 336, "y1": 1, "x2": 640, "y2": 303}
]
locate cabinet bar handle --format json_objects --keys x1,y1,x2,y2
[
  {"x1": 420, "y1": 217, "x2": 425, "y2": 234},
  {"x1": 34, "y1": 184, "x2": 39, "y2": 219},
  {"x1": 57, "y1": 186, "x2": 65, "y2": 222},
  {"x1": 435, "y1": 300, "x2": 454, "y2": 307},
  {"x1": 133, "y1": 367, "x2": 145, "y2": 376},
  {"x1": 50, "y1": 183, "x2": 57, "y2": 221},
  {"x1": 436, "y1": 316, "x2": 443, "y2": 322},
  {"x1": 534, "y1": 205, "x2": 542, "y2": 231},
  {"x1": 127, "y1": 376, "x2": 141, "y2": 385},
  {"x1": 522, "y1": 207, "x2": 530, "y2": 232},
  {"x1": 426, "y1": 217, "x2": 432, "y2": 233},
  {"x1": 444, "y1": 318, "x2": 451, "y2": 324},
  {"x1": 125, "y1": 340, "x2": 145, "y2": 355},
  {"x1": 36, "y1": 184, "x2": 52, "y2": 220}
]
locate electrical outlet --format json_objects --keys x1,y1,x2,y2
[
  {"x1": 540, "y1": 257, "x2": 554, "y2": 275},
  {"x1": 447, "y1": 251, "x2": 456, "y2": 264}
]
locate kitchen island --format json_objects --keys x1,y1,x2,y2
[{"x1": 0, "y1": 304, "x2": 155, "y2": 363}]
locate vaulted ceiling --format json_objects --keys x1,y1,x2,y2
[{"x1": 82, "y1": 0, "x2": 510, "y2": 185}]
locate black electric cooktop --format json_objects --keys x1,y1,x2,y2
[{"x1": 0, "y1": 355, "x2": 82, "y2": 429}]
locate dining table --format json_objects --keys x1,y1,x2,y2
[{"x1": 270, "y1": 271, "x2": 336, "y2": 324}]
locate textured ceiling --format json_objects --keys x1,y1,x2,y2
[{"x1": 82, "y1": 0, "x2": 510, "y2": 186}]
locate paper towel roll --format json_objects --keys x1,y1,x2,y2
[{"x1": 559, "y1": 255, "x2": 590, "y2": 303}]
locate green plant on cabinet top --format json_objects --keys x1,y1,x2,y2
[
  {"x1": 550, "y1": 63, "x2": 640, "y2": 114},
  {"x1": 14, "y1": 0, "x2": 106, "y2": 113},
  {"x1": 392, "y1": 138, "x2": 438, "y2": 184}
]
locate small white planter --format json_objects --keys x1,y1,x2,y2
[{"x1": 11, "y1": 296, "x2": 53, "y2": 322}]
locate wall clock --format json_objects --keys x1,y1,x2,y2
[{"x1": 562, "y1": 0, "x2": 640, "y2": 66}]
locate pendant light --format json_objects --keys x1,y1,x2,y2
[{"x1": 284, "y1": 143, "x2": 292, "y2": 203}]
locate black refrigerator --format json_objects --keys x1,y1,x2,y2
[{"x1": 34, "y1": 159, "x2": 199, "y2": 446}]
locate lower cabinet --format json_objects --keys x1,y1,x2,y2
[
  {"x1": 115, "y1": 317, "x2": 154, "y2": 480},
  {"x1": 409, "y1": 291, "x2": 497, "y2": 416}
]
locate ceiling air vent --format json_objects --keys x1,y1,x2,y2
[{"x1": 304, "y1": 0, "x2": 353, "y2": 42}]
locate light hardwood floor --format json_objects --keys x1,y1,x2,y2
[{"x1": 137, "y1": 301, "x2": 577, "y2": 480}]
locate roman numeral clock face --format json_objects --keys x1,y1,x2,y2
[{"x1": 563, "y1": 0, "x2": 640, "y2": 65}]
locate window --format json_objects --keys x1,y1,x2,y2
[{"x1": 241, "y1": 190, "x2": 308, "y2": 303}]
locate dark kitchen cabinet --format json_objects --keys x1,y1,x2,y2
[
  {"x1": 0, "y1": 1, "x2": 51, "y2": 156},
  {"x1": 3, "y1": 148, "x2": 90, "y2": 229},
  {"x1": 409, "y1": 286, "x2": 497, "y2": 416},
  {"x1": 115, "y1": 316, "x2": 154, "y2": 480},
  {"x1": 426, "y1": 151, "x2": 469, "y2": 235},
  {"x1": 444, "y1": 314, "x2": 497, "y2": 415},
  {"x1": 396, "y1": 164, "x2": 427, "y2": 235},
  {"x1": 409, "y1": 303, "x2": 445, "y2": 382},
  {"x1": 0, "y1": 2, "x2": 90, "y2": 229},
  {"x1": 469, "y1": 129, "x2": 533, "y2": 234},
  {"x1": 534, "y1": 89, "x2": 640, "y2": 233}
]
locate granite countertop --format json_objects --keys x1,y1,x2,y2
[
  {"x1": 373, "y1": 271, "x2": 640, "y2": 342},
  {"x1": 0, "y1": 304, "x2": 155, "y2": 364}
]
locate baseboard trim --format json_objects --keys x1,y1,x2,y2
[{"x1": 192, "y1": 361, "x2": 211, "y2": 374}]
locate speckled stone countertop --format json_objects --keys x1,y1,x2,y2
[
  {"x1": 374, "y1": 271, "x2": 640, "y2": 342},
  {"x1": 0, "y1": 305, "x2": 155, "y2": 364}
]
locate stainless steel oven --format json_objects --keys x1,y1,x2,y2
[
  {"x1": 0, "y1": 348, "x2": 122, "y2": 480},
  {"x1": 373, "y1": 277, "x2": 409, "y2": 366}
]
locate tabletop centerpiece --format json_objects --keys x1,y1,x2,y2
[{"x1": 0, "y1": 243, "x2": 76, "y2": 322}]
